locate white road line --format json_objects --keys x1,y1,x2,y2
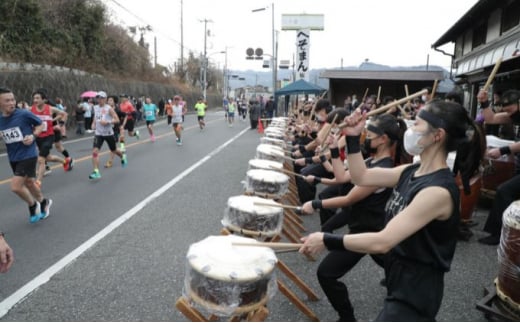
[{"x1": 0, "y1": 127, "x2": 250, "y2": 318}]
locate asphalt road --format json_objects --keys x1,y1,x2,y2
[{"x1": 0, "y1": 111, "x2": 503, "y2": 321}]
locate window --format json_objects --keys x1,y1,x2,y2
[
  {"x1": 501, "y1": 1, "x2": 520, "y2": 34},
  {"x1": 472, "y1": 22, "x2": 487, "y2": 49}
]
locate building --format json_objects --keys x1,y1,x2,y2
[{"x1": 433, "y1": 0, "x2": 520, "y2": 116}]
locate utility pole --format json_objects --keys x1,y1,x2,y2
[
  {"x1": 180, "y1": 0, "x2": 184, "y2": 73},
  {"x1": 200, "y1": 18, "x2": 212, "y2": 101}
]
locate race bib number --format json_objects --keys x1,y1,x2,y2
[
  {"x1": 41, "y1": 122, "x2": 47, "y2": 132},
  {"x1": 1, "y1": 127, "x2": 24, "y2": 144},
  {"x1": 145, "y1": 111, "x2": 153, "y2": 117}
]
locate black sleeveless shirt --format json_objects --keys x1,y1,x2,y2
[
  {"x1": 384, "y1": 163, "x2": 460, "y2": 272},
  {"x1": 347, "y1": 156, "x2": 394, "y2": 233}
]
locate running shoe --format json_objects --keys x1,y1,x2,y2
[
  {"x1": 121, "y1": 154, "x2": 128, "y2": 168},
  {"x1": 63, "y1": 157, "x2": 74, "y2": 171},
  {"x1": 177, "y1": 139, "x2": 182, "y2": 146},
  {"x1": 29, "y1": 201, "x2": 42, "y2": 224},
  {"x1": 104, "y1": 160, "x2": 113, "y2": 168},
  {"x1": 40, "y1": 198, "x2": 53, "y2": 220},
  {"x1": 44, "y1": 165, "x2": 52, "y2": 176},
  {"x1": 151, "y1": 134, "x2": 156, "y2": 142},
  {"x1": 135, "y1": 130, "x2": 140, "y2": 139},
  {"x1": 89, "y1": 170, "x2": 101, "y2": 180}
]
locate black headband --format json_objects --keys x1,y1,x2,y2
[
  {"x1": 418, "y1": 109, "x2": 447, "y2": 130},
  {"x1": 367, "y1": 124, "x2": 399, "y2": 140}
]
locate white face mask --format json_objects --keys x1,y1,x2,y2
[
  {"x1": 404, "y1": 128, "x2": 430, "y2": 156},
  {"x1": 421, "y1": 95, "x2": 427, "y2": 102}
]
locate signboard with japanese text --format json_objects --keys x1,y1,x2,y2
[{"x1": 296, "y1": 29, "x2": 310, "y2": 81}]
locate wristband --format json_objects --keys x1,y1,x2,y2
[
  {"x1": 323, "y1": 233, "x2": 346, "y2": 250},
  {"x1": 346, "y1": 136, "x2": 361, "y2": 154},
  {"x1": 313, "y1": 177, "x2": 322, "y2": 185},
  {"x1": 311, "y1": 199, "x2": 323, "y2": 210},
  {"x1": 330, "y1": 147, "x2": 340, "y2": 159},
  {"x1": 319, "y1": 155, "x2": 327, "y2": 163},
  {"x1": 299, "y1": 145, "x2": 306, "y2": 154},
  {"x1": 499, "y1": 146, "x2": 511, "y2": 155},
  {"x1": 305, "y1": 157, "x2": 313, "y2": 164}
]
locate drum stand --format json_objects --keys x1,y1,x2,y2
[
  {"x1": 175, "y1": 296, "x2": 269, "y2": 322},
  {"x1": 476, "y1": 283, "x2": 520, "y2": 321},
  {"x1": 221, "y1": 227, "x2": 320, "y2": 321}
]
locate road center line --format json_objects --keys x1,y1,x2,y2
[{"x1": 0, "y1": 126, "x2": 250, "y2": 318}]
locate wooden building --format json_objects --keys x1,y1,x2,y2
[
  {"x1": 432, "y1": 0, "x2": 520, "y2": 116},
  {"x1": 320, "y1": 69, "x2": 444, "y2": 108}
]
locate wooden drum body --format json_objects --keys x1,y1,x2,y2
[
  {"x1": 222, "y1": 195, "x2": 284, "y2": 237},
  {"x1": 184, "y1": 235, "x2": 278, "y2": 316},
  {"x1": 496, "y1": 201, "x2": 520, "y2": 313},
  {"x1": 245, "y1": 169, "x2": 289, "y2": 198},
  {"x1": 482, "y1": 156, "x2": 515, "y2": 194}
]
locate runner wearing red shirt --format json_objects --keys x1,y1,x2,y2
[{"x1": 118, "y1": 94, "x2": 140, "y2": 151}]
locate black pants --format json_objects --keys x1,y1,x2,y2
[
  {"x1": 318, "y1": 183, "x2": 354, "y2": 232},
  {"x1": 483, "y1": 173, "x2": 520, "y2": 236},
  {"x1": 296, "y1": 163, "x2": 334, "y2": 203},
  {"x1": 376, "y1": 254, "x2": 444, "y2": 321},
  {"x1": 317, "y1": 248, "x2": 384, "y2": 321}
]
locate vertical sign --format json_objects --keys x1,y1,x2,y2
[{"x1": 296, "y1": 29, "x2": 310, "y2": 81}]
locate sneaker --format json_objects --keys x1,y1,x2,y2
[
  {"x1": 121, "y1": 154, "x2": 128, "y2": 168},
  {"x1": 478, "y1": 235, "x2": 500, "y2": 245},
  {"x1": 40, "y1": 198, "x2": 52, "y2": 220},
  {"x1": 63, "y1": 157, "x2": 74, "y2": 171},
  {"x1": 29, "y1": 201, "x2": 42, "y2": 224},
  {"x1": 44, "y1": 165, "x2": 52, "y2": 176},
  {"x1": 135, "y1": 130, "x2": 140, "y2": 139},
  {"x1": 104, "y1": 160, "x2": 113, "y2": 168},
  {"x1": 89, "y1": 170, "x2": 101, "y2": 180},
  {"x1": 151, "y1": 134, "x2": 156, "y2": 142},
  {"x1": 177, "y1": 139, "x2": 182, "y2": 146}
]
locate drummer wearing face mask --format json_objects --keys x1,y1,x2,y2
[
  {"x1": 300, "y1": 100, "x2": 485, "y2": 321},
  {"x1": 477, "y1": 89, "x2": 520, "y2": 245}
]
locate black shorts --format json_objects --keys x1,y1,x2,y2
[
  {"x1": 36, "y1": 135, "x2": 55, "y2": 158},
  {"x1": 124, "y1": 119, "x2": 135, "y2": 132},
  {"x1": 197, "y1": 116, "x2": 205, "y2": 121},
  {"x1": 10, "y1": 157, "x2": 38, "y2": 178},
  {"x1": 53, "y1": 128, "x2": 62, "y2": 143},
  {"x1": 146, "y1": 120, "x2": 155, "y2": 126},
  {"x1": 93, "y1": 135, "x2": 117, "y2": 151}
]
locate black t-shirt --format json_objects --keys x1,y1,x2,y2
[
  {"x1": 347, "y1": 156, "x2": 394, "y2": 233},
  {"x1": 385, "y1": 163, "x2": 459, "y2": 272}
]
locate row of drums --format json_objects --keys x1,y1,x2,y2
[{"x1": 181, "y1": 118, "x2": 294, "y2": 318}]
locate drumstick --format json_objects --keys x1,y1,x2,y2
[
  {"x1": 269, "y1": 165, "x2": 305, "y2": 178},
  {"x1": 336, "y1": 89, "x2": 428, "y2": 129},
  {"x1": 253, "y1": 201, "x2": 301, "y2": 210},
  {"x1": 362, "y1": 88, "x2": 369, "y2": 102},
  {"x1": 321, "y1": 114, "x2": 338, "y2": 150},
  {"x1": 430, "y1": 79, "x2": 438, "y2": 100},
  {"x1": 232, "y1": 241, "x2": 303, "y2": 251},
  {"x1": 376, "y1": 86, "x2": 382, "y2": 104},
  {"x1": 404, "y1": 84, "x2": 410, "y2": 105},
  {"x1": 483, "y1": 57, "x2": 503, "y2": 92}
]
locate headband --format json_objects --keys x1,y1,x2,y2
[
  {"x1": 367, "y1": 124, "x2": 399, "y2": 140},
  {"x1": 418, "y1": 109, "x2": 447, "y2": 130}
]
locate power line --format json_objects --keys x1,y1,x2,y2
[{"x1": 106, "y1": 0, "x2": 201, "y2": 56}]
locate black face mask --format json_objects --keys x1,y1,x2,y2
[{"x1": 363, "y1": 138, "x2": 377, "y2": 154}]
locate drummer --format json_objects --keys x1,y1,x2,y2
[
  {"x1": 477, "y1": 89, "x2": 520, "y2": 245},
  {"x1": 299, "y1": 114, "x2": 407, "y2": 321},
  {"x1": 300, "y1": 100, "x2": 485, "y2": 321}
]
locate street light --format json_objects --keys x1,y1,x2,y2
[
  {"x1": 203, "y1": 50, "x2": 225, "y2": 101},
  {"x1": 252, "y1": 3, "x2": 276, "y2": 96}
]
